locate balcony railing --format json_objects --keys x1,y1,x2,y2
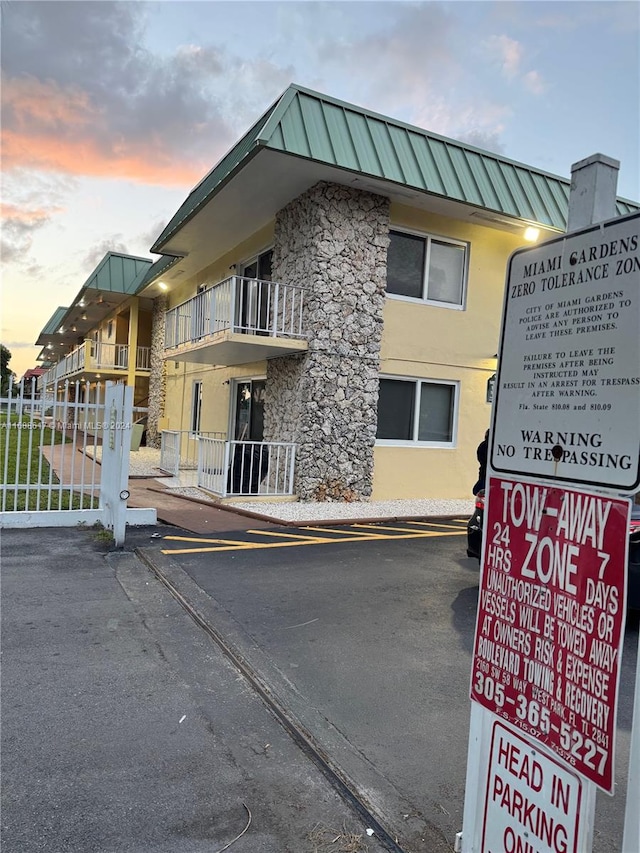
[
  {"x1": 159, "y1": 431, "x2": 295, "y2": 497},
  {"x1": 164, "y1": 275, "x2": 306, "y2": 350},
  {"x1": 198, "y1": 438, "x2": 296, "y2": 498},
  {"x1": 43, "y1": 341, "x2": 151, "y2": 386},
  {"x1": 159, "y1": 430, "x2": 227, "y2": 477}
]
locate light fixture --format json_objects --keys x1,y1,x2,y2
[
  {"x1": 158, "y1": 281, "x2": 168, "y2": 291},
  {"x1": 77, "y1": 300, "x2": 86, "y2": 308},
  {"x1": 58, "y1": 327, "x2": 64, "y2": 334},
  {"x1": 81, "y1": 313, "x2": 88, "y2": 321},
  {"x1": 71, "y1": 325, "x2": 77, "y2": 332},
  {"x1": 524, "y1": 226, "x2": 540, "y2": 243}
]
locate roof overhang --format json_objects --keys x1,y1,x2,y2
[
  {"x1": 149, "y1": 147, "x2": 562, "y2": 288},
  {"x1": 36, "y1": 292, "x2": 135, "y2": 352},
  {"x1": 36, "y1": 254, "x2": 154, "y2": 353}
]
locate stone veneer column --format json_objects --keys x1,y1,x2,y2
[
  {"x1": 265, "y1": 182, "x2": 390, "y2": 501},
  {"x1": 146, "y1": 294, "x2": 168, "y2": 448}
]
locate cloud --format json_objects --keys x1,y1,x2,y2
[
  {"x1": 485, "y1": 34, "x2": 523, "y2": 78},
  {"x1": 523, "y1": 70, "x2": 546, "y2": 96},
  {"x1": 0, "y1": 341, "x2": 36, "y2": 350},
  {"x1": 1, "y1": 170, "x2": 71, "y2": 264},
  {"x1": 0, "y1": 201, "x2": 59, "y2": 263},
  {"x1": 0, "y1": 2, "x2": 257, "y2": 187},
  {"x1": 482, "y1": 33, "x2": 546, "y2": 98},
  {"x1": 82, "y1": 238, "x2": 134, "y2": 273},
  {"x1": 311, "y1": 5, "x2": 510, "y2": 151},
  {"x1": 318, "y1": 4, "x2": 459, "y2": 111},
  {"x1": 138, "y1": 220, "x2": 173, "y2": 253}
]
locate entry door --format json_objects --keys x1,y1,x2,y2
[
  {"x1": 233, "y1": 379, "x2": 265, "y2": 441},
  {"x1": 240, "y1": 250, "x2": 273, "y2": 334}
]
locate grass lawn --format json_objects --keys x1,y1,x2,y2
[{"x1": 0, "y1": 414, "x2": 97, "y2": 511}]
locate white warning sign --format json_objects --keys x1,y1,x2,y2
[{"x1": 483, "y1": 722, "x2": 582, "y2": 853}]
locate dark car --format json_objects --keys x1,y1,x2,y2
[
  {"x1": 466, "y1": 489, "x2": 485, "y2": 560},
  {"x1": 467, "y1": 493, "x2": 640, "y2": 611}
]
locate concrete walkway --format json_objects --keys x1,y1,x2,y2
[{"x1": 127, "y1": 477, "x2": 275, "y2": 533}]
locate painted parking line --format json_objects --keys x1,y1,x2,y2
[
  {"x1": 352, "y1": 522, "x2": 463, "y2": 534},
  {"x1": 161, "y1": 521, "x2": 467, "y2": 555}
]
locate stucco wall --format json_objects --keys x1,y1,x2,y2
[
  {"x1": 265, "y1": 182, "x2": 390, "y2": 501},
  {"x1": 373, "y1": 203, "x2": 527, "y2": 500}
]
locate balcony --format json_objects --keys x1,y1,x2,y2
[
  {"x1": 164, "y1": 275, "x2": 308, "y2": 366},
  {"x1": 43, "y1": 341, "x2": 151, "y2": 387}
]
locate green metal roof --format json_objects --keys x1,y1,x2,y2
[
  {"x1": 81, "y1": 252, "x2": 152, "y2": 296},
  {"x1": 151, "y1": 84, "x2": 639, "y2": 252},
  {"x1": 35, "y1": 253, "x2": 153, "y2": 346},
  {"x1": 39, "y1": 306, "x2": 69, "y2": 337}
]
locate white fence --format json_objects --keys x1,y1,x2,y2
[
  {"x1": 0, "y1": 378, "x2": 155, "y2": 542},
  {"x1": 198, "y1": 437, "x2": 296, "y2": 498},
  {"x1": 165, "y1": 275, "x2": 306, "y2": 349}
]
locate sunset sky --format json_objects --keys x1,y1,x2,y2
[{"x1": 2, "y1": 0, "x2": 639, "y2": 381}]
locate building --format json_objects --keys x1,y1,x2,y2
[
  {"x1": 36, "y1": 252, "x2": 157, "y2": 412},
  {"x1": 39, "y1": 85, "x2": 640, "y2": 502}
]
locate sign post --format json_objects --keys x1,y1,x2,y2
[{"x1": 459, "y1": 156, "x2": 639, "y2": 852}]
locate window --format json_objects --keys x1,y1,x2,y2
[
  {"x1": 190, "y1": 381, "x2": 202, "y2": 435},
  {"x1": 386, "y1": 229, "x2": 467, "y2": 306},
  {"x1": 376, "y1": 377, "x2": 457, "y2": 445}
]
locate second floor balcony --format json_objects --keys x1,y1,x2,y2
[
  {"x1": 43, "y1": 341, "x2": 151, "y2": 387},
  {"x1": 164, "y1": 275, "x2": 308, "y2": 365}
]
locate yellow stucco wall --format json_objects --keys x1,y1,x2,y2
[
  {"x1": 161, "y1": 200, "x2": 540, "y2": 501},
  {"x1": 162, "y1": 224, "x2": 276, "y2": 435},
  {"x1": 163, "y1": 360, "x2": 267, "y2": 435},
  {"x1": 372, "y1": 203, "x2": 531, "y2": 499},
  {"x1": 165, "y1": 224, "x2": 275, "y2": 310}
]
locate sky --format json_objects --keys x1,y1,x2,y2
[{"x1": 2, "y1": 0, "x2": 639, "y2": 381}]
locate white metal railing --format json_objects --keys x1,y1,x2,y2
[
  {"x1": 44, "y1": 341, "x2": 152, "y2": 385},
  {"x1": 198, "y1": 438, "x2": 296, "y2": 498},
  {"x1": 159, "y1": 430, "x2": 227, "y2": 476},
  {"x1": 135, "y1": 345, "x2": 151, "y2": 370},
  {"x1": 160, "y1": 430, "x2": 180, "y2": 477},
  {"x1": 164, "y1": 275, "x2": 306, "y2": 350},
  {"x1": 0, "y1": 377, "x2": 107, "y2": 512}
]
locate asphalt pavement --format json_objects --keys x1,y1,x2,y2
[
  {"x1": 3, "y1": 519, "x2": 638, "y2": 853},
  {"x1": 1, "y1": 525, "x2": 391, "y2": 853},
  {"x1": 136, "y1": 519, "x2": 639, "y2": 853}
]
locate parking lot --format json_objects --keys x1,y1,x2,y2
[{"x1": 140, "y1": 520, "x2": 638, "y2": 852}]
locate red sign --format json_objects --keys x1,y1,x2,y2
[{"x1": 470, "y1": 476, "x2": 630, "y2": 793}]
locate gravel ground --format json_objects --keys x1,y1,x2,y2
[
  {"x1": 224, "y1": 497, "x2": 474, "y2": 521},
  {"x1": 86, "y1": 447, "x2": 474, "y2": 522},
  {"x1": 85, "y1": 445, "x2": 165, "y2": 477}
]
